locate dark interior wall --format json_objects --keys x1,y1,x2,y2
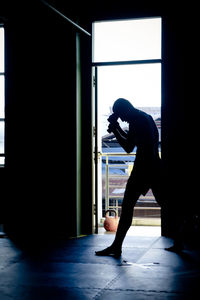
[
  {"x1": 2, "y1": 1, "x2": 79, "y2": 241},
  {"x1": 161, "y1": 16, "x2": 185, "y2": 237}
]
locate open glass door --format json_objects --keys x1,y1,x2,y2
[{"x1": 92, "y1": 17, "x2": 162, "y2": 233}]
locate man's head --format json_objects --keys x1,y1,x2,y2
[{"x1": 112, "y1": 98, "x2": 135, "y2": 122}]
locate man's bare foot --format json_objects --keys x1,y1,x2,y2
[
  {"x1": 95, "y1": 246, "x2": 122, "y2": 257},
  {"x1": 165, "y1": 245, "x2": 182, "y2": 253}
]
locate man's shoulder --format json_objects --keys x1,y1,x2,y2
[{"x1": 134, "y1": 109, "x2": 152, "y2": 122}]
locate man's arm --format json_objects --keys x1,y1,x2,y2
[
  {"x1": 115, "y1": 125, "x2": 128, "y2": 139},
  {"x1": 108, "y1": 123, "x2": 135, "y2": 153}
]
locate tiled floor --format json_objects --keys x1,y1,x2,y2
[{"x1": 0, "y1": 231, "x2": 200, "y2": 299}]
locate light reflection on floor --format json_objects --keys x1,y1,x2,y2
[{"x1": 98, "y1": 226, "x2": 161, "y2": 236}]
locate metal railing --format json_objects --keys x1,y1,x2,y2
[
  {"x1": 101, "y1": 152, "x2": 136, "y2": 213},
  {"x1": 101, "y1": 152, "x2": 161, "y2": 220}
]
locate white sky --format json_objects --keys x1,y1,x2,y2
[
  {"x1": 0, "y1": 28, "x2": 4, "y2": 73},
  {"x1": 98, "y1": 64, "x2": 161, "y2": 116},
  {"x1": 0, "y1": 77, "x2": 4, "y2": 118},
  {"x1": 93, "y1": 18, "x2": 161, "y2": 62}
]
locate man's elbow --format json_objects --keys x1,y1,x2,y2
[
  {"x1": 126, "y1": 150, "x2": 132, "y2": 154},
  {"x1": 125, "y1": 146, "x2": 133, "y2": 154}
]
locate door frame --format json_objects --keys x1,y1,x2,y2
[{"x1": 91, "y1": 17, "x2": 163, "y2": 234}]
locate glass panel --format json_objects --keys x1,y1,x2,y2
[
  {"x1": 93, "y1": 18, "x2": 161, "y2": 62},
  {"x1": 0, "y1": 121, "x2": 4, "y2": 154},
  {"x1": 98, "y1": 64, "x2": 161, "y2": 224},
  {"x1": 0, "y1": 157, "x2": 5, "y2": 166},
  {"x1": 0, "y1": 28, "x2": 4, "y2": 72},
  {"x1": 98, "y1": 63, "x2": 161, "y2": 137},
  {"x1": 0, "y1": 76, "x2": 5, "y2": 118}
]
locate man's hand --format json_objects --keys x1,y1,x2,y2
[
  {"x1": 107, "y1": 113, "x2": 119, "y2": 133},
  {"x1": 108, "y1": 113, "x2": 118, "y2": 124},
  {"x1": 107, "y1": 121, "x2": 119, "y2": 133}
]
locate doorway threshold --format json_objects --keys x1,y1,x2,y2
[{"x1": 98, "y1": 225, "x2": 161, "y2": 237}]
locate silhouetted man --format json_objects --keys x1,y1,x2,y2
[{"x1": 96, "y1": 98, "x2": 162, "y2": 257}]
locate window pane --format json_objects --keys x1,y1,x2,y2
[
  {"x1": 98, "y1": 64, "x2": 161, "y2": 111},
  {"x1": 0, "y1": 157, "x2": 4, "y2": 166},
  {"x1": 93, "y1": 18, "x2": 161, "y2": 62},
  {"x1": 0, "y1": 28, "x2": 4, "y2": 72},
  {"x1": 0, "y1": 76, "x2": 4, "y2": 118},
  {"x1": 97, "y1": 64, "x2": 161, "y2": 137},
  {"x1": 0, "y1": 121, "x2": 4, "y2": 154}
]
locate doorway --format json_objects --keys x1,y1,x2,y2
[{"x1": 92, "y1": 17, "x2": 162, "y2": 234}]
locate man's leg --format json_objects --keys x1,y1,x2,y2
[
  {"x1": 96, "y1": 177, "x2": 141, "y2": 256},
  {"x1": 110, "y1": 189, "x2": 141, "y2": 251},
  {"x1": 152, "y1": 184, "x2": 183, "y2": 252},
  {"x1": 152, "y1": 182, "x2": 162, "y2": 207}
]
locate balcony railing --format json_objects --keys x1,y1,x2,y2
[{"x1": 101, "y1": 152, "x2": 161, "y2": 225}]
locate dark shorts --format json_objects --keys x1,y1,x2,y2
[{"x1": 123, "y1": 161, "x2": 162, "y2": 207}]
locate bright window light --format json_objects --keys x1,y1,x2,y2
[
  {"x1": 93, "y1": 18, "x2": 162, "y2": 226},
  {"x1": 93, "y1": 18, "x2": 161, "y2": 62},
  {"x1": 98, "y1": 64, "x2": 161, "y2": 116},
  {"x1": 98, "y1": 64, "x2": 161, "y2": 137},
  {"x1": 0, "y1": 28, "x2": 4, "y2": 72},
  {"x1": 93, "y1": 17, "x2": 162, "y2": 138},
  {"x1": 0, "y1": 76, "x2": 5, "y2": 118},
  {"x1": 0, "y1": 121, "x2": 4, "y2": 154}
]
